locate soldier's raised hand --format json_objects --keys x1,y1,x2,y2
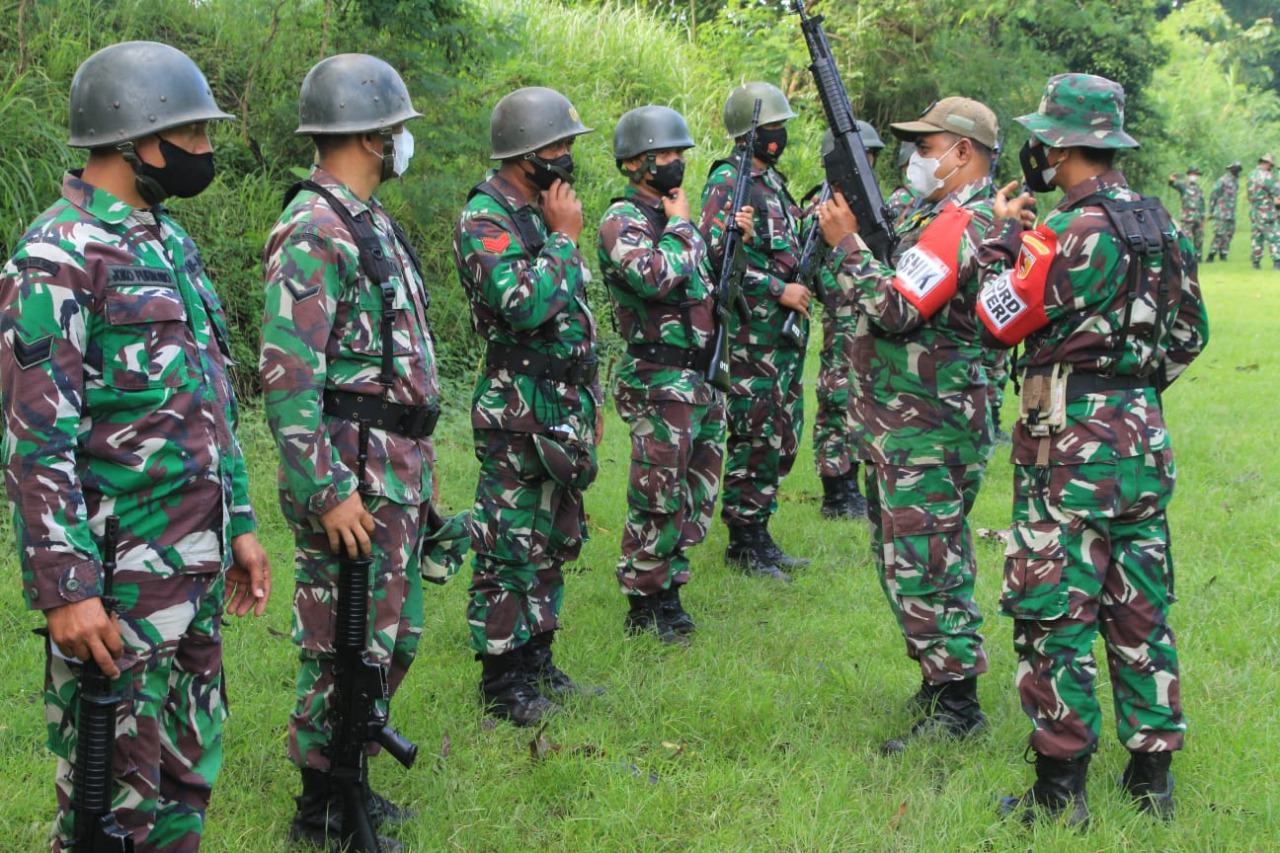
[
  {"x1": 662, "y1": 187, "x2": 692, "y2": 222},
  {"x1": 817, "y1": 191, "x2": 858, "y2": 246},
  {"x1": 543, "y1": 179, "x2": 583, "y2": 243},
  {"x1": 46, "y1": 598, "x2": 124, "y2": 679},
  {"x1": 994, "y1": 180, "x2": 1038, "y2": 228}
]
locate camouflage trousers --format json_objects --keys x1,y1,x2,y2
[
  {"x1": 1209, "y1": 217, "x2": 1235, "y2": 257},
  {"x1": 983, "y1": 348, "x2": 1009, "y2": 414},
  {"x1": 468, "y1": 429, "x2": 587, "y2": 655},
  {"x1": 813, "y1": 313, "x2": 856, "y2": 478},
  {"x1": 284, "y1": 494, "x2": 427, "y2": 771},
  {"x1": 1001, "y1": 451, "x2": 1185, "y2": 760},
  {"x1": 47, "y1": 572, "x2": 227, "y2": 853},
  {"x1": 1181, "y1": 216, "x2": 1204, "y2": 257},
  {"x1": 865, "y1": 461, "x2": 988, "y2": 683},
  {"x1": 721, "y1": 347, "x2": 805, "y2": 526},
  {"x1": 1250, "y1": 214, "x2": 1280, "y2": 264},
  {"x1": 616, "y1": 395, "x2": 726, "y2": 596}
]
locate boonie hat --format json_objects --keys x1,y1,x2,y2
[{"x1": 1015, "y1": 73, "x2": 1138, "y2": 149}]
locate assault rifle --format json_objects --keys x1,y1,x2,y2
[
  {"x1": 72, "y1": 515, "x2": 134, "y2": 852},
  {"x1": 795, "y1": 0, "x2": 898, "y2": 265},
  {"x1": 329, "y1": 423, "x2": 418, "y2": 852},
  {"x1": 781, "y1": 183, "x2": 832, "y2": 348},
  {"x1": 706, "y1": 98, "x2": 761, "y2": 392}
]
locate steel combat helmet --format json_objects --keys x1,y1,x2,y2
[
  {"x1": 490, "y1": 87, "x2": 592, "y2": 160},
  {"x1": 724, "y1": 82, "x2": 796, "y2": 138},
  {"x1": 613, "y1": 106, "x2": 695, "y2": 160},
  {"x1": 295, "y1": 54, "x2": 422, "y2": 135}
]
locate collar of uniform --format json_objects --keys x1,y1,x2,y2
[
  {"x1": 308, "y1": 166, "x2": 373, "y2": 218},
  {"x1": 623, "y1": 183, "x2": 664, "y2": 208},
  {"x1": 63, "y1": 170, "x2": 137, "y2": 226},
  {"x1": 488, "y1": 171, "x2": 539, "y2": 212},
  {"x1": 931, "y1": 176, "x2": 992, "y2": 215},
  {"x1": 1057, "y1": 169, "x2": 1128, "y2": 211}
]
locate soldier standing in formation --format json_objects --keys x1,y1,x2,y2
[
  {"x1": 699, "y1": 82, "x2": 813, "y2": 583},
  {"x1": 817, "y1": 97, "x2": 999, "y2": 752},
  {"x1": 1247, "y1": 153, "x2": 1280, "y2": 270},
  {"x1": 0, "y1": 42, "x2": 271, "y2": 851},
  {"x1": 260, "y1": 54, "x2": 438, "y2": 849},
  {"x1": 1167, "y1": 166, "x2": 1206, "y2": 259},
  {"x1": 977, "y1": 72, "x2": 1207, "y2": 827},
  {"x1": 453, "y1": 87, "x2": 603, "y2": 726},
  {"x1": 1206, "y1": 160, "x2": 1242, "y2": 262}
]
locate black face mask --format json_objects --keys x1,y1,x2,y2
[
  {"x1": 650, "y1": 159, "x2": 686, "y2": 194},
  {"x1": 525, "y1": 153, "x2": 575, "y2": 190},
  {"x1": 1018, "y1": 140, "x2": 1057, "y2": 194},
  {"x1": 134, "y1": 138, "x2": 216, "y2": 205},
  {"x1": 753, "y1": 127, "x2": 788, "y2": 165}
]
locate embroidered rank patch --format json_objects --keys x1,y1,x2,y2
[
  {"x1": 13, "y1": 334, "x2": 53, "y2": 369},
  {"x1": 481, "y1": 232, "x2": 512, "y2": 254}
]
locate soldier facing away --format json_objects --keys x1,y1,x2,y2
[
  {"x1": 977, "y1": 72, "x2": 1208, "y2": 827},
  {"x1": 454, "y1": 87, "x2": 603, "y2": 726},
  {"x1": 0, "y1": 41, "x2": 270, "y2": 851},
  {"x1": 1247, "y1": 153, "x2": 1280, "y2": 270},
  {"x1": 1206, "y1": 160, "x2": 1241, "y2": 262},
  {"x1": 1167, "y1": 165, "x2": 1206, "y2": 259},
  {"x1": 260, "y1": 54, "x2": 440, "y2": 850}
]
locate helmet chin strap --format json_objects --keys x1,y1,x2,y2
[
  {"x1": 377, "y1": 128, "x2": 395, "y2": 182},
  {"x1": 622, "y1": 152, "x2": 656, "y2": 185},
  {"x1": 523, "y1": 151, "x2": 575, "y2": 185},
  {"x1": 116, "y1": 140, "x2": 169, "y2": 207}
]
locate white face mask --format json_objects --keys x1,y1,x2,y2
[
  {"x1": 906, "y1": 140, "x2": 961, "y2": 197},
  {"x1": 392, "y1": 128, "x2": 415, "y2": 177}
]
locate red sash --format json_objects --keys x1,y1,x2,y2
[
  {"x1": 890, "y1": 203, "x2": 973, "y2": 319},
  {"x1": 976, "y1": 226, "x2": 1056, "y2": 345}
]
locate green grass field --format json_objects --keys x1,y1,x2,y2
[{"x1": 2, "y1": 246, "x2": 1278, "y2": 852}]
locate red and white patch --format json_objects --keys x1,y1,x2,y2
[
  {"x1": 977, "y1": 225, "x2": 1056, "y2": 345},
  {"x1": 480, "y1": 232, "x2": 512, "y2": 254},
  {"x1": 890, "y1": 203, "x2": 973, "y2": 319}
]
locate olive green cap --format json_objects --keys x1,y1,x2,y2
[
  {"x1": 296, "y1": 54, "x2": 422, "y2": 135},
  {"x1": 1015, "y1": 73, "x2": 1138, "y2": 149},
  {"x1": 892, "y1": 96, "x2": 998, "y2": 149},
  {"x1": 1260, "y1": 153, "x2": 1275, "y2": 166},
  {"x1": 613, "y1": 106, "x2": 694, "y2": 160},
  {"x1": 490, "y1": 87, "x2": 592, "y2": 160},
  {"x1": 724, "y1": 82, "x2": 796, "y2": 138}
]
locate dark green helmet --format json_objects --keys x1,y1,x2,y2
[
  {"x1": 723, "y1": 82, "x2": 796, "y2": 138},
  {"x1": 67, "y1": 41, "x2": 234, "y2": 148},
  {"x1": 613, "y1": 106, "x2": 694, "y2": 160},
  {"x1": 295, "y1": 54, "x2": 422, "y2": 135},
  {"x1": 856, "y1": 120, "x2": 884, "y2": 152},
  {"x1": 490, "y1": 87, "x2": 593, "y2": 160}
]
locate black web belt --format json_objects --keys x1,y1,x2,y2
[
  {"x1": 485, "y1": 342, "x2": 598, "y2": 385},
  {"x1": 1024, "y1": 367, "x2": 1153, "y2": 400},
  {"x1": 627, "y1": 342, "x2": 713, "y2": 373},
  {"x1": 323, "y1": 389, "x2": 439, "y2": 439}
]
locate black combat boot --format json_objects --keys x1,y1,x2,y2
[
  {"x1": 1000, "y1": 752, "x2": 1091, "y2": 829},
  {"x1": 820, "y1": 475, "x2": 847, "y2": 519},
  {"x1": 527, "y1": 631, "x2": 604, "y2": 697},
  {"x1": 725, "y1": 524, "x2": 791, "y2": 583},
  {"x1": 880, "y1": 676, "x2": 986, "y2": 754},
  {"x1": 1253, "y1": 259, "x2": 1261, "y2": 269},
  {"x1": 991, "y1": 403, "x2": 1011, "y2": 445},
  {"x1": 905, "y1": 676, "x2": 941, "y2": 713},
  {"x1": 364, "y1": 778, "x2": 414, "y2": 828},
  {"x1": 1220, "y1": 253, "x2": 1228, "y2": 262},
  {"x1": 1120, "y1": 751, "x2": 1175, "y2": 820},
  {"x1": 660, "y1": 584, "x2": 697, "y2": 635},
  {"x1": 479, "y1": 651, "x2": 556, "y2": 727},
  {"x1": 1205, "y1": 251, "x2": 1216, "y2": 262},
  {"x1": 623, "y1": 595, "x2": 689, "y2": 645},
  {"x1": 843, "y1": 466, "x2": 869, "y2": 518},
  {"x1": 759, "y1": 520, "x2": 811, "y2": 570},
  {"x1": 1273, "y1": 259, "x2": 1280, "y2": 271},
  {"x1": 289, "y1": 768, "x2": 404, "y2": 852}
]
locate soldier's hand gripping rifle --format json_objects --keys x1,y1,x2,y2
[
  {"x1": 794, "y1": 0, "x2": 898, "y2": 266},
  {"x1": 781, "y1": 183, "x2": 832, "y2": 347},
  {"x1": 330, "y1": 423, "x2": 418, "y2": 853},
  {"x1": 72, "y1": 514, "x2": 134, "y2": 852},
  {"x1": 706, "y1": 98, "x2": 762, "y2": 392}
]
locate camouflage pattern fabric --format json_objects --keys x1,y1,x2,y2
[
  {"x1": 886, "y1": 184, "x2": 918, "y2": 225},
  {"x1": 597, "y1": 185, "x2": 725, "y2": 595},
  {"x1": 698, "y1": 151, "x2": 807, "y2": 527},
  {"x1": 1168, "y1": 177, "x2": 1205, "y2": 256},
  {"x1": 1208, "y1": 171, "x2": 1239, "y2": 257},
  {"x1": 0, "y1": 172, "x2": 256, "y2": 851},
  {"x1": 977, "y1": 169, "x2": 1209, "y2": 760},
  {"x1": 454, "y1": 172, "x2": 599, "y2": 655},
  {"x1": 1247, "y1": 167, "x2": 1280, "y2": 265},
  {"x1": 1016, "y1": 73, "x2": 1138, "y2": 150},
  {"x1": 982, "y1": 346, "x2": 1009, "y2": 425},
  {"x1": 261, "y1": 167, "x2": 438, "y2": 770}
]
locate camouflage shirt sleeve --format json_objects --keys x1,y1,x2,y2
[
  {"x1": 599, "y1": 202, "x2": 704, "y2": 303},
  {"x1": 1162, "y1": 231, "x2": 1210, "y2": 388}
]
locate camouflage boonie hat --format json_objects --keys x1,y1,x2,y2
[
  {"x1": 1015, "y1": 73, "x2": 1138, "y2": 149},
  {"x1": 1187, "y1": 165, "x2": 1201, "y2": 175},
  {"x1": 1228, "y1": 161, "x2": 1242, "y2": 172},
  {"x1": 1261, "y1": 153, "x2": 1275, "y2": 166}
]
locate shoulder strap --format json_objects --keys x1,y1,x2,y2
[{"x1": 470, "y1": 180, "x2": 545, "y2": 256}]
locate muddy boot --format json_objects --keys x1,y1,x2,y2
[
  {"x1": 759, "y1": 521, "x2": 811, "y2": 570},
  {"x1": 624, "y1": 594, "x2": 689, "y2": 645},
  {"x1": 725, "y1": 524, "x2": 791, "y2": 583},
  {"x1": 527, "y1": 631, "x2": 604, "y2": 698},
  {"x1": 479, "y1": 651, "x2": 556, "y2": 727},
  {"x1": 289, "y1": 768, "x2": 403, "y2": 852},
  {"x1": 880, "y1": 676, "x2": 986, "y2": 754},
  {"x1": 660, "y1": 584, "x2": 697, "y2": 635},
  {"x1": 1120, "y1": 751, "x2": 1174, "y2": 820},
  {"x1": 999, "y1": 753, "x2": 1091, "y2": 829}
]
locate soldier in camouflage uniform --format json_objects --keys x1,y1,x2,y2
[
  {"x1": 885, "y1": 141, "x2": 919, "y2": 225},
  {"x1": 977, "y1": 73, "x2": 1208, "y2": 827},
  {"x1": 454, "y1": 87, "x2": 602, "y2": 725},
  {"x1": 1247, "y1": 153, "x2": 1280, "y2": 269},
  {"x1": 1167, "y1": 166, "x2": 1206, "y2": 259},
  {"x1": 699, "y1": 82, "x2": 813, "y2": 582},
  {"x1": 599, "y1": 106, "x2": 752, "y2": 643},
  {"x1": 1206, "y1": 161, "x2": 1241, "y2": 262},
  {"x1": 0, "y1": 42, "x2": 270, "y2": 852},
  {"x1": 817, "y1": 97, "x2": 998, "y2": 752},
  {"x1": 260, "y1": 54, "x2": 437, "y2": 850}
]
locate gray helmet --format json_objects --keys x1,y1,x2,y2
[
  {"x1": 67, "y1": 41, "x2": 234, "y2": 148},
  {"x1": 613, "y1": 106, "x2": 695, "y2": 160},
  {"x1": 856, "y1": 120, "x2": 885, "y2": 152},
  {"x1": 490, "y1": 87, "x2": 593, "y2": 160},
  {"x1": 296, "y1": 54, "x2": 422, "y2": 135},
  {"x1": 724, "y1": 82, "x2": 796, "y2": 138},
  {"x1": 897, "y1": 140, "x2": 913, "y2": 169}
]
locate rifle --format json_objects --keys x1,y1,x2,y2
[
  {"x1": 706, "y1": 98, "x2": 761, "y2": 393},
  {"x1": 794, "y1": 0, "x2": 898, "y2": 265},
  {"x1": 329, "y1": 423, "x2": 418, "y2": 852},
  {"x1": 72, "y1": 514, "x2": 134, "y2": 852},
  {"x1": 781, "y1": 183, "x2": 832, "y2": 348}
]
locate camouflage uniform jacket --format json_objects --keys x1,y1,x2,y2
[
  {"x1": 1208, "y1": 173, "x2": 1239, "y2": 221},
  {"x1": 0, "y1": 172, "x2": 255, "y2": 611},
  {"x1": 698, "y1": 151, "x2": 806, "y2": 347},
  {"x1": 1168, "y1": 177, "x2": 1205, "y2": 222},
  {"x1": 886, "y1": 184, "x2": 918, "y2": 224},
  {"x1": 1247, "y1": 168, "x2": 1279, "y2": 219},
  {"x1": 598, "y1": 184, "x2": 716, "y2": 406},
  {"x1": 261, "y1": 168, "x2": 438, "y2": 516},
  {"x1": 978, "y1": 170, "x2": 1209, "y2": 467},
  {"x1": 453, "y1": 172, "x2": 600, "y2": 437},
  {"x1": 834, "y1": 177, "x2": 996, "y2": 468}
]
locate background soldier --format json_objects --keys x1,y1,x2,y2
[
  {"x1": 817, "y1": 97, "x2": 998, "y2": 753},
  {"x1": 1206, "y1": 160, "x2": 1242, "y2": 262},
  {"x1": 454, "y1": 87, "x2": 602, "y2": 726},
  {"x1": 699, "y1": 81, "x2": 812, "y2": 582},
  {"x1": 978, "y1": 73, "x2": 1207, "y2": 827},
  {"x1": 1247, "y1": 153, "x2": 1280, "y2": 269},
  {"x1": 886, "y1": 141, "x2": 918, "y2": 224},
  {"x1": 261, "y1": 54, "x2": 438, "y2": 849},
  {"x1": 0, "y1": 41, "x2": 270, "y2": 851},
  {"x1": 1167, "y1": 166, "x2": 1206, "y2": 259}
]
